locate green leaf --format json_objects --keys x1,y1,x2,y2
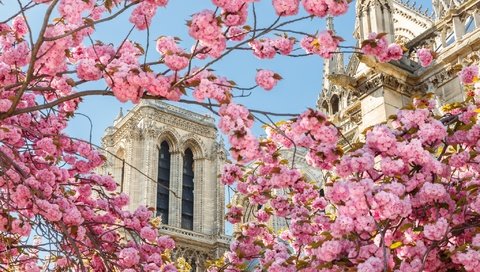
[
  {"x1": 399, "y1": 223, "x2": 413, "y2": 232},
  {"x1": 390, "y1": 241, "x2": 403, "y2": 249}
]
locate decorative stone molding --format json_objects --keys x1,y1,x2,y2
[
  {"x1": 180, "y1": 134, "x2": 208, "y2": 159},
  {"x1": 356, "y1": 73, "x2": 427, "y2": 97},
  {"x1": 156, "y1": 128, "x2": 182, "y2": 153}
]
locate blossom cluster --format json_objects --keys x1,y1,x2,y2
[
  {"x1": 361, "y1": 32, "x2": 404, "y2": 62},
  {"x1": 213, "y1": 65, "x2": 480, "y2": 271},
  {"x1": 300, "y1": 31, "x2": 342, "y2": 58}
]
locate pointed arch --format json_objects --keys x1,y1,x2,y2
[
  {"x1": 180, "y1": 135, "x2": 206, "y2": 160},
  {"x1": 157, "y1": 129, "x2": 180, "y2": 153}
]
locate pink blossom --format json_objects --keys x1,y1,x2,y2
[
  {"x1": 118, "y1": 247, "x2": 140, "y2": 268},
  {"x1": 129, "y1": 1, "x2": 157, "y2": 30},
  {"x1": 358, "y1": 257, "x2": 383, "y2": 272},
  {"x1": 63, "y1": 206, "x2": 84, "y2": 226},
  {"x1": 274, "y1": 36, "x2": 295, "y2": 55},
  {"x1": 453, "y1": 250, "x2": 480, "y2": 272},
  {"x1": 226, "y1": 205, "x2": 243, "y2": 224},
  {"x1": 419, "y1": 182, "x2": 447, "y2": 203},
  {"x1": 164, "y1": 54, "x2": 189, "y2": 71},
  {"x1": 140, "y1": 226, "x2": 157, "y2": 242},
  {"x1": 0, "y1": 99, "x2": 12, "y2": 112},
  {"x1": 459, "y1": 65, "x2": 479, "y2": 84},
  {"x1": 417, "y1": 48, "x2": 434, "y2": 67},
  {"x1": 77, "y1": 59, "x2": 102, "y2": 80},
  {"x1": 12, "y1": 16, "x2": 28, "y2": 37},
  {"x1": 386, "y1": 43, "x2": 404, "y2": 61},
  {"x1": 256, "y1": 69, "x2": 280, "y2": 91},
  {"x1": 423, "y1": 218, "x2": 448, "y2": 241},
  {"x1": 156, "y1": 36, "x2": 182, "y2": 55},
  {"x1": 249, "y1": 39, "x2": 277, "y2": 59},
  {"x1": 227, "y1": 27, "x2": 248, "y2": 41},
  {"x1": 272, "y1": 0, "x2": 300, "y2": 16},
  {"x1": 300, "y1": 31, "x2": 341, "y2": 58},
  {"x1": 189, "y1": 10, "x2": 222, "y2": 44},
  {"x1": 221, "y1": 164, "x2": 243, "y2": 185},
  {"x1": 361, "y1": 33, "x2": 405, "y2": 62},
  {"x1": 302, "y1": 0, "x2": 328, "y2": 17},
  {"x1": 317, "y1": 240, "x2": 342, "y2": 262}
]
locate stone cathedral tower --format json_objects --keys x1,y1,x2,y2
[
  {"x1": 101, "y1": 100, "x2": 230, "y2": 271},
  {"x1": 319, "y1": 0, "x2": 480, "y2": 145}
]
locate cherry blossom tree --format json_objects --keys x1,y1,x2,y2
[{"x1": 0, "y1": 0, "x2": 465, "y2": 271}]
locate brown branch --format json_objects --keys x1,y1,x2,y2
[
  {"x1": 0, "y1": 1, "x2": 38, "y2": 24},
  {"x1": 43, "y1": 2, "x2": 136, "y2": 42},
  {"x1": 10, "y1": 90, "x2": 300, "y2": 117},
  {"x1": 0, "y1": 0, "x2": 59, "y2": 120}
]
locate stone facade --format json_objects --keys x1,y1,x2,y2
[
  {"x1": 101, "y1": 100, "x2": 229, "y2": 271},
  {"x1": 319, "y1": 0, "x2": 480, "y2": 146}
]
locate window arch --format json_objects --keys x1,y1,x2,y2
[
  {"x1": 331, "y1": 95, "x2": 340, "y2": 114},
  {"x1": 157, "y1": 141, "x2": 171, "y2": 224},
  {"x1": 182, "y1": 148, "x2": 194, "y2": 230}
]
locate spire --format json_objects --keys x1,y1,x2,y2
[
  {"x1": 116, "y1": 107, "x2": 124, "y2": 119},
  {"x1": 326, "y1": 15, "x2": 334, "y2": 31},
  {"x1": 322, "y1": 16, "x2": 344, "y2": 91},
  {"x1": 113, "y1": 107, "x2": 124, "y2": 126}
]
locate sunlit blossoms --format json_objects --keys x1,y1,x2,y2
[
  {"x1": 361, "y1": 32, "x2": 405, "y2": 62},
  {"x1": 214, "y1": 64, "x2": 480, "y2": 271},
  {"x1": 0, "y1": 0, "x2": 456, "y2": 271},
  {"x1": 301, "y1": 30, "x2": 342, "y2": 58}
]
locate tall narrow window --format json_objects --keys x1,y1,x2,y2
[
  {"x1": 157, "y1": 141, "x2": 171, "y2": 224},
  {"x1": 331, "y1": 95, "x2": 340, "y2": 114},
  {"x1": 182, "y1": 148, "x2": 194, "y2": 230}
]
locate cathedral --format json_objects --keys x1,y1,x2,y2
[
  {"x1": 319, "y1": 0, "x2": 479, "y2": 145},
  {"x1": 101, "y1": 0, "x2": 480, "y2": 270}
]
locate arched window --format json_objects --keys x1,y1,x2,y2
[
  {"x1": 331, "y1": 95, "x2": 340, "y2": 114},
  {"x1": 182, "y1": 148, "x2": 194, "y2": 230},
  {"x1": 157, "y1": 141, "x2": 171, "y2": 224}
]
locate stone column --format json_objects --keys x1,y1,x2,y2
[
  {"x1": 194, "y1": 157, "x2": 206, "y2": 233},
  {"x1": 170, "y1": 150, "x2": 183, "y2": 228},
  {"x1": 124, "y1": 128, "x2": 143, "y2": 210},
  {"x1": 144, "y1": 129, "x2": 157, "y2": 209},
  {"x1": 453, "y1": 16, "x2": 465, "y2": 40}
]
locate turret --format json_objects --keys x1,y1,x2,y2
[
  {"x1": 322, "y1": 16, "x2": 345, "y2": 91},
  {"x1": 354, "y1": 0, "x2": 395, "y2": 42}
]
